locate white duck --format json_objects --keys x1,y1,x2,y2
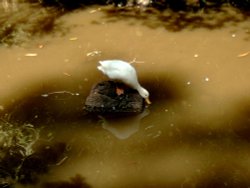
[{"x1": 97, "y1": 60, "x2": 151, "y2": 104}]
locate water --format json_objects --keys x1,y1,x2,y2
[{"x1": 0, "y1": 3, "x2": 250, "y2": 188}]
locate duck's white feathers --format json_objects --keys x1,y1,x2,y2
[
  {"x1": 98, "y1": 60, "x2": 150, "y2": 103},
  {"x1": 98, "y1": 60, "x2": 140, "y2": 89}
]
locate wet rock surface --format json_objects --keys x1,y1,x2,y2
[{"x1": 84, "y1": 81, "x2": 145, "y2": 114}]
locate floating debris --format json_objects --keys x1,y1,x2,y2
[
  {"x1": 41, "y1": 91, "x2": 79, "y2": 97},
  {"x1": 237, "y1": 51, "x2": 250, "y2": 58},
  {"x1": 232, "y1": 34, "x2": 236, "y2": 38},
  {"x1": 56, "y1": 156, "x2": 68, "y2": 166},
  {"x1": 86, "y1": 50, "x2": 102, "y2": 57},
  {"x1": 0, "y1": 105, "x2": 4, "y2": 111},
  {"x1": 137, "y1": 0, "x2": 151, "y2": 6},
  {"x1": 145, "y1": 125, "x2": 154, "y2": 130},
  {"x1": 152, "y1": 130, "x2": 162, "y2": 138},
  {"x1": 41, "y1": 93, "x2": 49, "y2": 97},
  {"x1": 130, "y1": 58, "x2": 145, "y2": 64},
  {"x1": 25, "y1": 53, "x2": 38, "y2": 57},
  {"x1": 194, "y1": 54, "x2": 199, "y2": 58},
  {"x1": 38, "y1": 44, "x2": 44, "y2": 49},
  {"x1": 63, "y1": 72, "x2": 71, "y2": 77},
  {"x1": 69, "y1": 37, "x2": 78, "y2": 41},
  {"x1": 89, "y1": 8, "x2": 101, "y2": 14},
  {"x1": 89, "y1": 10, "x2": 97, "y2": 13},
  {"x1": 204, "y1": 77, "x2": 210, "y2": 82},
  {"x1": 186, "y1": 81, "x2": 191, "y2": 85}
]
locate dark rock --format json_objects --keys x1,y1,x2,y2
[{"x1": 84, "y1": 81, "x2": 145, "y2": 114}]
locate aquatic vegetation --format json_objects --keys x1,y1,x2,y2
[
  {"x1": 0, "y1": 120, "x2": 39, "y2": 155},
  {"x1": 0, "y1": 2, "x2": 61, "y2": 46},
  {"x1": 0, "y1": 119, "x2": 68, "y2": 187},
  {"x1": 0, "y1": 120, "x2": 39, "y2": 186}
]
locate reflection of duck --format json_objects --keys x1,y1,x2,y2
[
  {"x1": 100, "y1": 110, "x2": 150, "y2": 139},
  {"x1": 97, "y1": 60, "x2": 151, "y2": 104}
]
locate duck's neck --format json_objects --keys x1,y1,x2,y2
[{"x1": 137, "y1": 85, "x2": 147, "y2": 98}]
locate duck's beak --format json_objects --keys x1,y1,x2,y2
[{"x1": 145, "y1": 97, "x2": 151, "y2": 105}]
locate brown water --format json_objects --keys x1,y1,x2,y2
[{"x1": 1, "y1": 4, "x2": 250, "y2": 188}]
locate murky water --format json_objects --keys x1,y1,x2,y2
[{"x1": 1, "y1": 3, "x2": 250, "y2": 188}]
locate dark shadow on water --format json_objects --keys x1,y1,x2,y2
[
  {"x1": 18, "y1": 142, "x2": 67, "y2": 184},
  {"x1": 4, "y1": 92, "x2": 86, "y2": 125},
  {"x1": 0, "y1": 102, "x2": 93, "y2": 187},
  {"x1": 231, "y1": 98, "x2": 250, "y2": 142},
  {"x1": 194, "y1": 158, "x2": 250, "y2": 188},
  {"x1": 2, "y1": 68, "x2": 190, "y2": 124},
  {"x1": 141, "y1": 97, "x2": 250, "y2": 151},
  {"x1": 101, "y1": 5, "x2": 250, "y2": 32},
  {"x1": 0, "y1": 70, "x2": 191, "y2": 186},
  {"x1": 1, "y1": 89, "x2": 250, "y2": 188},
  {"x1": 42, "y1": 174, "x2": 91, "y2": 188},
  {"x1": 129, "y1": 97, "x2": 250, "y2": 187},
  {"x1": 0, "y1": 139, "x2": 68, "y2": 187}
]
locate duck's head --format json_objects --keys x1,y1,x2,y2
[{"x1": 138, "y1": 87, "x2": 151, "y2": 105}]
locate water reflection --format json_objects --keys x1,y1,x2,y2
[
  {"x1": 0, "y1": 2, "x2": 61, "y2": 46},
  {"x1": 102, "y1": 6, "x2": 250, "y2": 33},
  {"x1": 100, "y1": 109, "x2": 149, "y2": 139}
]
